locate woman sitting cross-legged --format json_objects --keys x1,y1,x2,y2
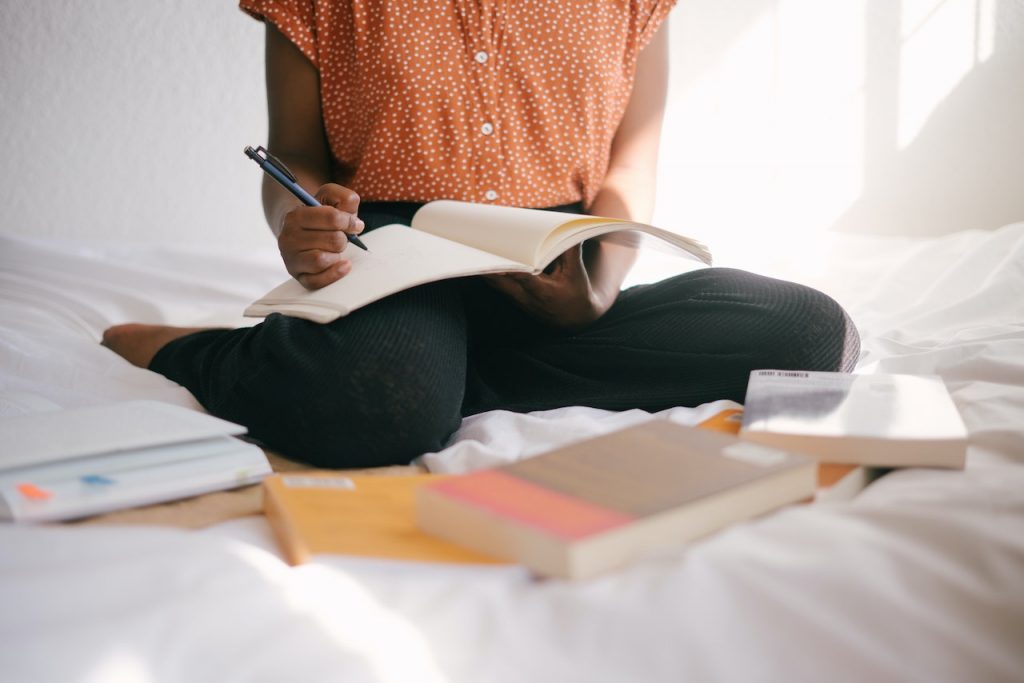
[{"x1": 102, "y1": 2, "x2": 860, "y2": 468}]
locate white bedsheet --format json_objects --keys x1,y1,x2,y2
[{"x1": 1, "y1": 225, "x2": 1023, "y2": 682}]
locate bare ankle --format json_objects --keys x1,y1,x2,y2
[{"x1": 102, "y1": 323, "x2": 211, "y2": 369}]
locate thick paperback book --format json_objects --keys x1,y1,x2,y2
[{"x1": 416, "y1": 420, "x2": 815, "y2": 580}]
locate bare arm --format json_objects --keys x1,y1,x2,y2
[
  {"x1": 264, "y1": 24, "x2": 363, "y2": 289},
  {"x1": 584, "y1": 18, "x2": 671, "y2": 309},
  {"x1": 263, "y1": 24, "x2": 333, "y2": 234}
]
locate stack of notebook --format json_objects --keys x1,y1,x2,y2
[{"x1": 0, "y1": 400, "x2": 271, "y2": 522}]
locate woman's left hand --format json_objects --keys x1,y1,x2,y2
[{"x1": 482, "y1": 244, "x2": 612, "y2": 332}]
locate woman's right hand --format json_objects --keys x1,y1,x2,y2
[{"x1": 277, "y1": 183, "x2": 365, "y2": 290}]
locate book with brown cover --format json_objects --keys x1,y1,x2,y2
[
  {"x1": 696, "y1": 406, "x2": 871, "y2": 498},
  {"x1": 415, "y1": 421, "x2": 816, "y2": 580}
]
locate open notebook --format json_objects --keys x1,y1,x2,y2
[{"x1": 245, "y1": 200, "x2": 711, "y2": 323}]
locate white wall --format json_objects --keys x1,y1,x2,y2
[
  {"x1": 1, "y1": 0, "x2": 1022, "y2": 254},
  {"x1": 0, "y1": 0, "x2": 270, "y2": 248},
  {"x1": 654, "y1": 0, "x2": 1024, "y2": 258}
]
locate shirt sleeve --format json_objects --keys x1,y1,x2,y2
[
  {"x1": 239, "y1": 0, "x2": 319, "y2": 69},
  {"x1": 635, "y1": 0, "x2": 678, "y2": 52}
]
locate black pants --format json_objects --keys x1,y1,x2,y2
[{"x1": 151, "y1": 202, "x2": 860, "y2": 468}]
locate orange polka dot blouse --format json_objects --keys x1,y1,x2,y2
[{"x1": 240, "y1": 0, "x2": 676, "y2": 209}]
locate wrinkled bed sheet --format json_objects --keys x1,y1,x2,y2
[{"x1": 1, "y1": 225, "x2": 1022, "y2": 682}]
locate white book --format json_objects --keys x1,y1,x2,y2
[
  {"x1": 814, "y1": 466, "x2": 891, "y2": 503},
  {"x1": 0, "y1": 401, "x2": 272, "y2": 522},
  {"x1": 245, "y1": 200, "x2": 712, "y2": 324},
  {"x1": 739, "y1": 370, "x2": 968, "y2": 468}
]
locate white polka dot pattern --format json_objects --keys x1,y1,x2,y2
[{"x1": 241, "y1": 0, "x2": 676, "y2": 208}]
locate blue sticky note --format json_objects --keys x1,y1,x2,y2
[{"x1": 81, "y1": 474, "x2": 116, "y2": 486}]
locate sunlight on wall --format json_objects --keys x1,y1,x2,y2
[
  {"x1": 978, "y1": 0, "x2": 998, "y2": 61},
  {"x1": 644, "y1": 0, "x2": 1010, "y2": 282},
  {"x1": 899, "y1": 0, "x2": 982, "y2": 148},
  {"x1": 651, "y1": 1, "x2": 867, "y2": 278}
]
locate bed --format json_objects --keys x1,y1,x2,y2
[{"x1": 1, "y1": 223, "x2": 1022, "y2": 682}]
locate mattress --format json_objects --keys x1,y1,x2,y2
[{"x1": 1, "y1": 224, "x2": 1022, "y2": 682}]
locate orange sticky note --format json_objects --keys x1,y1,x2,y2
[
  {"x1": 698, "y1": 408, "x2": 744, "y2": 435},
  {"x1": 17, "y1": 483, "x2": 52, "y2": 501}
]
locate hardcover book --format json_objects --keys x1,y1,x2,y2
[
  {"x1": 739, "y1": 370, "x2": 968, "y2": 468},
  {"x1": 245, "y1": 199, "x2": 711, "y2": 323},
  {"x1": 415, "y1": 420, "x2": 815, "y2": 580}
]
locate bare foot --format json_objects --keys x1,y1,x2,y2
[{"x1": 101, "y1": 323, "x2": 213, "y2": 368}]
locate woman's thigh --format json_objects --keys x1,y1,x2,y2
[{"x1": 462, "y1": 267, "x2": 859, "y2": 414}]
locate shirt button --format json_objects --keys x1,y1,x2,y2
[
  {"x1": 481, "y1": 122, "x2": 494, "y2": 136},
  {"x1": 474, "y1": 51, "x2": 489, "y2": 64},
  {"x1": 484, "y1": 190, "x2": 498, "y2": 201}
]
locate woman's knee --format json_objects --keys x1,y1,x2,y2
[
  {"x1": 229, "y1": 346, "x2": 464, "y2": 467},
  {"x1": 223, "y1": 303, "x2": 467, "y2": 467},
  {"x1": 656, "y1": 267, "x2": 861, "y2": 372},
  {"x1": 748, "y1": 273, "x2": 861, "y2": 372},
  {"x1": 272, "y1": 391, "x2": 463, "y2": 468}
]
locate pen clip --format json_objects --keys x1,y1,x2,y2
[{"x1": 244, "y1": 145, "x2": 298, "y2": 183}]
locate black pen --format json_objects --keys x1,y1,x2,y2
[{"x1": 244, "y1": 145, "x2": 368, "y2": 251}]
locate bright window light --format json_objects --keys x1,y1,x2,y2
[{"x1": 898, "y1": 0, "x2": 977, "y2": 148}]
